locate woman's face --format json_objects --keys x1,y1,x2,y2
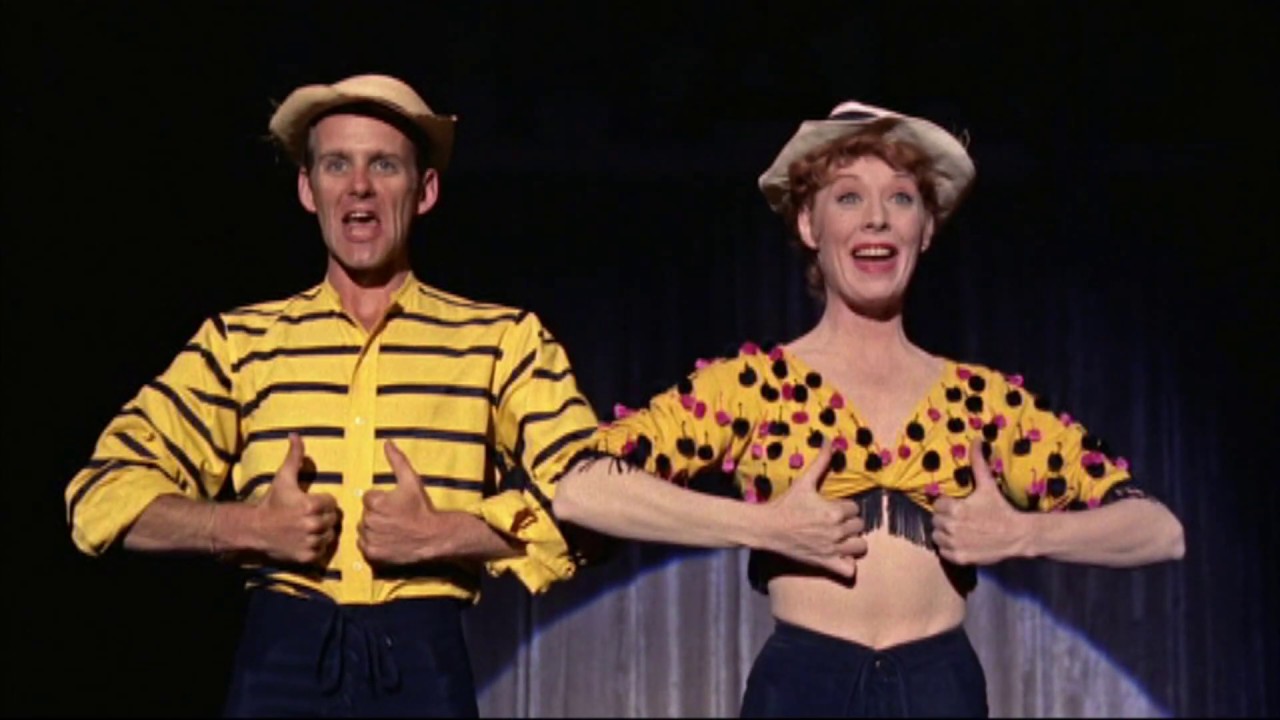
[{"x1": 798, "y1": 155, "x2": 935, "y2": 317}]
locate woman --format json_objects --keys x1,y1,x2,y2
[{"x1": 551, "y1": 100, "x2": 1185, "y2": 717}]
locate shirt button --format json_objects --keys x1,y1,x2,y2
[
  {"x1": 354, "y1": 416, "x2": 365, "y2": 426},
  {"x1": 352, "y1": 560, "x2": 365, "y2": 571},
  {"x1": 354, "y1": 489, "x2": 364, "y2": 498}
]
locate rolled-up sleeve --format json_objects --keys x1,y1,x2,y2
[
  {"x1": 66, "y1": 317, "x2": 241, "y2": 555},
  {"x1": 478, "y1": 312, "x2": 599, "y2": 593}
]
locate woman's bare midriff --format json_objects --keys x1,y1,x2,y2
[{"x1": 767, "y1": 521, "x2": 968, "y2": 649}]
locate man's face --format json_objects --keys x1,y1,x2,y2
[{"x1": 298, "y1": 113, "x2": 438, "y2": 282}]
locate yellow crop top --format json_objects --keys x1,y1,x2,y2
[{"x1": 565, "y1": 341, "x2": 1146, "y2": 589}]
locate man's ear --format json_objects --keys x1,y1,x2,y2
[
  {"x1": 298, "y1": 169, "x2": 317, "y2": 214},
  {"x1": 416, "y1": 168, "x2": 440, "y2": 216}
]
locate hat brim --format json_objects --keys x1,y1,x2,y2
[
  {"x1": 758, "y1": 115, "x2": 974, "y2": 222},
  {"x1": 269, "y1": 85, "x2": 457, "y2": 172}
]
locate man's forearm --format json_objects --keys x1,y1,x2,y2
[
  {"x1": 1023, "y1": 498, "x2": 1185, "y2": 567},
  {"x1": 437, "y1": 511, "x2": 526, "y2": 561},
  {"x1": 122, "y1": 495, "x2": 258, "y2": 555}
]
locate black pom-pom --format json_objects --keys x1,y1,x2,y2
[
  {"x1": 755, "y1": 476, "x2": 773, "y2": 501},
  {"x1": 946, "y1": 387, "x2": 963, "y2": 403},
  {"x1": 655, "y1": 454, "x2": 672, "y2": 478},
  {"x1": 767, "y1": 442, "x2": 783, "y2": 460},
  {"x1": 761, "y1": 384, "x2": 780, "y2": 402},
  {"x1": 677, "y1": 378, "x2": 694, "y2": 396},
  {"x1": 830, "y1": 451, "x2": 847, "y2": 473},
  {"x1": 772, "y1": 359, "x2": 789, "y2": 380},
  {"x1": 732, "y1": 418, "x2": 751, "y2": 438},
  {"x1": 739, "y1": 367, "x2": 758, "y2": 387},
  {"x1": 697, "y1": 444, "x2": 715, "y2": 461},
  {"x1": 1048, "y1": 476, "x2": 1067, "y2": 497},
  {"x1": 906, "y1": 421, "x2": 925, "y2": 441},
  {"x1": 955, "y1": 466, "x2": 974, "y2": 487},
  {"x1": 792, "y1": 385, "x2": 809, "y2": 403},
  {"x1": 1006, "y1": 390, "x2": 1023, "y2": 407},
  {"x1": 965, "y1": 396, "x2": 984, "y2": 413},
  {"x1": 1047, "y1": 452, "x2": 1064, "y2": 472},
  {"x1": 819, "y1": 408, "x2": 836, "y2": 426},
  {"x1": 805, "y1": 372, "x2": 822, "y2": 389},
  {"x1": 922, "y1": 450, "x2": 941, "y2": 472},
  {"x1": 855, "y1": 427, "x2": 874, "y2": 447},
  {"x1": 807, "y1": 430, "x2": 825, "y2": 449},
  {"x1": 770, "y1": 421, "x2": 791, "y2": 437},
  {"x1": 676, "y1": 437, "x2": 696, "y2": 458},
  {"x1": 947, "y1": 418, "x2": 965, "y2": 433},
  {"x1": 982, "y1": 423, "x2": 999, "y2": 441},
  {"x1": 968, "y1": 376, "x2": 986, "y2": 393},
  {"x1": 865, "y1": 453, "x2": 883, "y2": 472}
]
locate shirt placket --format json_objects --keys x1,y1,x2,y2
[{"x1": 343, "y1": 324, "x2": 381, "y2": 604}]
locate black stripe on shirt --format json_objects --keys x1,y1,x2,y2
[
  {"x1": 118, "y1": 407, "x2": 213, "y2": 499},
  {"x1": 376, "y1": 384, "x2": 491, "y2": 401},
  {"x1": 210, "y1": 315, "x2": 227, "y2": 339},
  {"x1": 513, "y1": 397, "x2": 590, "y2": 465},
  {"x1": 531, "y1": 426, "x2": 596, "y2": 471},
  {"x1": 374, "y1": 427, "x2": 488, "y2": 445},
  {"x1": 190, "y1": 387, "x2": 240, "y2": 413},
  {"x1": 495, "y1": 350, "x2": 536, "y2": 407},
  {"x1": 532, "y1": 367, "x2": 573, "y2": 382},
  {"x1": 238, "y1": 471, "x2": 343, "y2": 499},
  {"x1": 113, "y1": 430, "x2": 157, "y2": 460},
  {"x1": 389, "y1": 310, "x2": 523, "y2": 329},
  {"x1": 226, "y1": 323, "x2": 267, "y2": 336},
  {"x1": 145, "y1": 380, "x2": 237, "y2": 463},
  {"x1": 244, "y1": 426, "x2": 346, "y2": 446},
  {"x1": 242, "y1": 382, "x2": 349, "y2": 417},
  {"x1": 278, "y1": 310, "x2": 353, "y2": 326},
  {"x1": 372, "y1": 473, "x2": 484, "y2": 491},
  {"x1": 381, "y1": 343, "x2": 502, "y2": 359},
  {"x1": 489, "y1": 464, "x2": 556, "y2": 519},
  {"x1": 231, "y1": 345, "x2": 361, "y2": 373},
  {"x1": 67, "y1": 458, "x2": 172, "y2": 527},
  {"x1": 224, "y1": 307, "x2": 280, "y2": 318},
  {"x1": 416, "y1": 286, "x2": 504, "y2": 310},
  {"x1": 181, "y1": 343, "x2": 232, "y2": 392}
]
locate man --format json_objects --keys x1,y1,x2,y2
[{"x1": 64, "y1": 74, "x2": 600, "y2": 717}]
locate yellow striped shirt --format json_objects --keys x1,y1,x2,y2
[{"x1": 65, "y1": 275, "x2": 599, "y2": 602}]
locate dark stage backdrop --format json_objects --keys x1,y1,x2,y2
[{"x1": 4, "y1": 3, "x2": 1275, "y2": 717}]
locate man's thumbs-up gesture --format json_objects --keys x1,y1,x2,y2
[
  {"x1": 931, "y1": 438, "x2": 1031, "y2": 565},
  {"x1": 761, "y1": 441, "x2": 867, "y2": 579},
  {"x1": 251, "y1": 432, "x2": 340, "y2": 566},
  {"x1": 358, "y1": 440, "x2": 450, "y2": 567}
]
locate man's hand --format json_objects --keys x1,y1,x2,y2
[
  {"x1": 358, "y1": 441, "x2": 453, "y2": 566},
  {"x1": 761, "y1": 442, "x2": 867, "y2": 579},
  {"x1": 932, "y1": 439, "x2": 1030, "y2": 565},
  {"x1": 249, "y1": 433, "x2": 340, "y2": 565}
]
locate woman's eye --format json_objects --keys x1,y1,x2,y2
[
  {"x1": 837, "y1": 192, "x2": 861, "y2": 205},
  {"x1": 891, "y1": 191, "x2": 916, "y2": 205}
]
